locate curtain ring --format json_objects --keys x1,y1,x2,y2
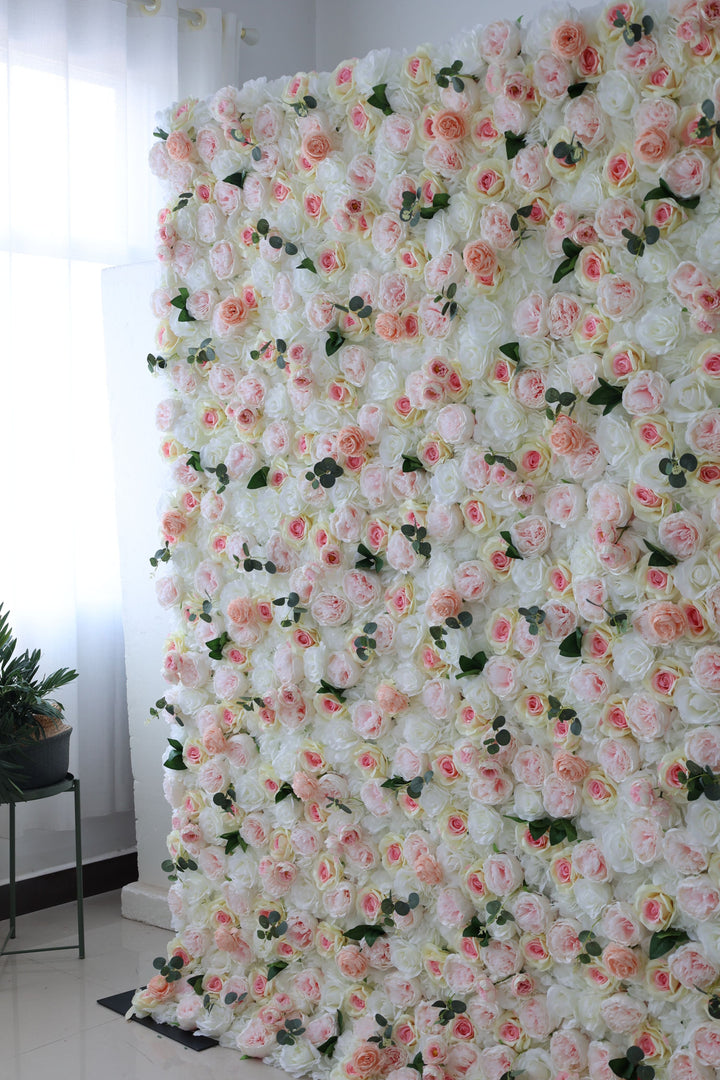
[
  {"x1": 140, "y1": 1, "x2": 162, "y2": 13},
  {"x1": 180, "y1": 7, "x2": 207, "y2": 29}
]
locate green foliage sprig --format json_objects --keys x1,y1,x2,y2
[
  {"x1": 382, "y1": 771, "x2": 434, "y2": 799},
  {"x1": 553, "y1": 236, "x2": 583, "y2": 283},
  {"x1": 170, "y1": 287, "x2": 196, "y2": 323},
  {"x1": 678, "y1": 760, "x2": 720, "y2": 801},
  {"x1": 435, "y1": 59, "x2": 478, "y2": 91},
  {"x1": 548, "y1": 695, "x2": 581, "y2": 735},
  {"x1": 400, "y1": 187, "x2": 450, "y2": 225},
  {"x1": 587, "y1": 377, "x2": 624, "y2": 414}
]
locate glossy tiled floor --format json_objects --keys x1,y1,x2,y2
[{"x1": 0, "y1": 890, "x2": 289, "y2": 1080}]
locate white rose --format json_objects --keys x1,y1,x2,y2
[
  {"x1": 613, "y1": 633, "x2": 655, "y2": 681},
  {"x1": 403, "y1": 712, "x2": 442, "y2": 751},
  {"x1": 674, "y1": 554, "x2": 719, "y2": 601},
  {"x1": 394, "y1": 663, "x2": 426, "y2": 696},
  {"x1": 195, "y1": 1003, "x2": 234, "y2": 1039},
  {"x1": 367, "y1": 360, "x2": 400, "y2": 400},
  {"x1": 379, "y1": 429, "x2": 411, "y2": 467},
  {"x1": 353, "y1": 47, "x2": 393, "y2": 93},
  {"x1": 430, "y1": 460, "x2": 465, "y2": 503},
  {"x1": 664, "y1": 374, "x2": 711, "y2": 422},
  {"x1": 278, "y1": 1040, "x2": 321, "y2": 1078},
  {"x1": 513, "y1": 784, "x2": 544, "y2": 818},
  {"x1": 697, "y1": 221, "x2": 720, "y2": 274},
  {"x1": 484, "y1": 397, "x2": 529, "y2": 447},
  {"x1": 597, "y1": 71, "x2": 638, "y2": 118},
  {"x1": 520, "y1": 656, "x2": 551, "y2": 692},
  {"x1": 636, "y1": 240, "x2": 677, "y2": 284},
  {"x1": 263, "y1": 384, "x2": 290, "y2": 420},
  {"x1": 573, "y1": 879, "x2": 612, "y2": 920},
  {"x1": 569, "y1": 165, "x2": 605, "y2": 213},
  {"x1": 420, "y1": 784, "x2": 452, "y2": 818},
  {"x1": 686, "y1": 801, "x2": 720, "y2": 848},
  {"x1": 304, "y1": 644, "x2": 328, "y2": 683},
  {"x1": 510, "y1": 557, "x2": 548, "y2": 599},
  {"x1": 390, "y1": 938, "x2": 424, "y2": 976},
  {"x1": 522, "y1": 339, "x2": 554, "y2": 369},
  {"x1": 424, "y1": 212, "x2": 460, "y2": 257},
  {"x1": 595, "y1": 415, "x2": 636, "y2": 471},
  {"x1": 569, "y1": 540, "x2": 601, "y2": 578},
  {"x1": 635, "y1": 304, "x2": 683, "y2": 355},
  {"x1": 674, "y1": 679, "x2": 719, "y2": 725},
  {"x1": 468, "y1": 803, "x2": 503, "y2": 845},
  {"x1": 447, "y1": 191, "x2": 479, "y2": 238},
  {"x1": 456, "y1": 299, "x2": 504, "y2": 361},
  {"x1": 600, "y1": 822, "x2": 639, "y2": 874}
]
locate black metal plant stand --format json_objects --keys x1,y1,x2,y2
[{"x1": 1, "y1": 772, "x2": 84, "y2": 958}]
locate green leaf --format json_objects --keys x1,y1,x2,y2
[
  {"x1": 499, "y1": 341, "x2": 521, "y2": 363},
  {"x1": 504, "y1": 131, "x2": 527, "y2": 160},
  {"x1": 326, "y1": 331, "x2": 345, "y2": 356},
  {"x1": 609, "y1": 1060, "x2": 635, "y2": 1080},
  {"x1": 587, "y1": 378, "x2": 624, "y2": 414},
  {"x1": 219, "y1": 830, "x2": 248, "y2": 855},
  {"x1": 567, "y1": 82, "x2": 588, "y2": 98},
  {"x1": 344, "y1": 924, "x2": 387, "y2": 945},
  {"x1": 247, "y1": 466, "x2": 270, "y2": 489},
  {"x1": 267, "y1": 961, "x2": 288, "y2": 981},
  {"x1": 367, "y1": 83, "x2": 393, "y2": 116},
  {"x1": 274, "y1": 782, "x2": 299, "y2": 803},
  {"x1": 297, "y1": 256, "x2": 317, "y2": 273},
  {"x1": 559, "y1": 628, "x2": 583, "y2": 657},
  {"x1": 223, "y1": 170, "x2": 247, "y2": 188},
  {"x1": 648, "y1": 927, "x2": 690, "y2": 959},
  {"x1": 644, "y1": 540, "x2": 678, "y2": 568}
]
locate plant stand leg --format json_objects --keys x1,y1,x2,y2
[
  {"x1": 73, "y1": 779, "x2": 84, "y2": 958},
  {"x1": 9, "y1": 800, "x2": 16, "y2": 940}
]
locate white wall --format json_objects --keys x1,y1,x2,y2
[
  {"x1": 223, "y1": 0, "x2": 316, "y2": 84},
  {"x1": 103, "y1": 263, "x2": 175, "y2": 927},
  {"x1": 315, "y1": 0, "x2": 598, "y2": 70}
]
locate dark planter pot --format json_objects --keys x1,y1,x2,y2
[{"x1": 3, "y1": 724, "x2": 72, "y2": 792}]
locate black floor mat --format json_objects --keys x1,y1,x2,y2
[{"x1": 97, "y1": 989, "x2": 218, "y2": 1050}]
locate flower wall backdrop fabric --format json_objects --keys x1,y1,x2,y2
[{"x1": 135, "y1": 4, "x2": 720, "y2": 1078}]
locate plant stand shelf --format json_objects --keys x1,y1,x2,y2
[{"x1": 1, "y1": 773, "x2": 84, "y2": 958}]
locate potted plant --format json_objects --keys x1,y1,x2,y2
[{"x1": 0, "y1": 605, "x2": 79, "y2": 801}]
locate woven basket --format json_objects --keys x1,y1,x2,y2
[{"x1": 4, "y1": 714, "x2": 72, "y2": 791}]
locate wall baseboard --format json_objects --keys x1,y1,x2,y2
[
  {"x1": 121, "y1": 880, "x2": 172, "y2": 930},
  {"x1": 0, "y1": 852, "x2": 138, "y2": 921}
]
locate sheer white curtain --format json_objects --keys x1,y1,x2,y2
[{"x1": 0, "y1": 0, "x2": 238, "y2": 873}]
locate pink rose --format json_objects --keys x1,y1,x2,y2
[
  {"x1": 597, "y1": 273, "x2": 643, "y2": 319},
  {"x1": 509, "y1": 516, "x2": 550, "y2": 557},
  {"x1": 677, "y1": 877, "x2": 720, "y2": 921},
  {"x1": 595, "y1": 198, "x2": 643, "y2": 245},
  {"x1": 551, "y1": 19, "x2": 586, "y2": 58},
  {"x1": 626, "y1": 691, "x2": 672, "y2": 740},
  {"x1": 544, "y1": 484, "x2": 584, "y2": 525},
  {"x1": 661, "y1": 148, "x2": 709, "y2": 199},
  {"x1": 547, "y1": 919, "x2": 582, "y2": 962},
  {"x1": 543, "y1": 776, "x2": 581, "y2": 818},
  {"x1": 587, "y1": 482, "x2": 631, "y2": 525},
  {"x1": 454, "y1": 561, "x2": 490, "y2": 601},
  {"x1": 658, "y1": 511, "x2": 703, "y2": 560},
  {"x1": 691, "y1": 1026, "x2": 720, "y2": 1068},
  {"x1": 513, "y1": 292, "x2": 547, "y2": 338},
  {"x1": 633, "y1": 601, "x2": 687, "y2": 646},
  {"x1": 693, "y1": 646, "x2": 720, "y2": 692},
  {"x1": 484, "y1": 853, "x2": 523, "y2": 895},
  {"x1": 566, "y1": 96, "x2": 607, "y2": 149},
  {"x1": 669, "y1": 944, "x2": 718, "y2": 989},
  {"x1": 687, "y1": 410, "x2": 720, "y2": 455},
  {"x1": 534, "y1": 51, "x2": 572, "y2": 99},
  {"x1": 548, "y1": 292, "x2": 582, "y2": 338},
  {"x1": 622, "y1": 370, "x2": 669, "y2": 415},
  {"x1": 599, "y1": 993, "x2": 647, "y2": 1033}
]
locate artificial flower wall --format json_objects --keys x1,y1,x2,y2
[{"x1": 134, "y1": 3, "x2": 720, "y2": 1079}]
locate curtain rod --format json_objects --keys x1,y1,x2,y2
[
  {"x1": 139, "y1": 2, "x2": 207, "y2": 30},
  {"x1": 138, "y1": 2, "x2": 258, "y2": 40}
]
